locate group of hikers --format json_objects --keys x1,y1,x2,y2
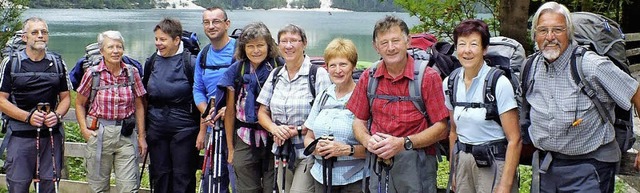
[{"x1": 1, "y1": 1, "x2": 640, "y2": 193}]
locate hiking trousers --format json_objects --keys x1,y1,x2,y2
[
  {"x1": 147, "y1": 128, "x2": 199, "y2": 193},
  {"x1": 4, "y1": 131, "x2": 63, "y2": 193},
  {"x1": 232, "y1": 134, "x2": 275, "y2": 193},
  {"x1": 275, "y1": 157, "x2": 315, "y2": 193},
  {"x1": 368, "y1": 150, "x2": 437, "y2": 193},
  {"x1": 85, "y1": 121, "x2": 139, "y2": 193},
  {"x1": 454, "y1": 151, "x2": 518, "y2": 193},
  {"x1": 538, "y1": 157, "x2": 616, "y2": 193}
]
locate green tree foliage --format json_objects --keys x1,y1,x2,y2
[
  {"x1": 392, "y1": 0, "x2": 497, "y2": 41},
  {"x1": 0, "y1": 0, "x2": 28, "y2": 53}
]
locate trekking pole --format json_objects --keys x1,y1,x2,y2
[
  {"x1": 214, "y1": 121, "x2": 224, "y2": 193},
  {"x1": 40, "y1": 103, "x2": 60, "y2": 193},
  {"x1": 273, "y1": 146, "x2": 281, "y2": 193},
  {"x1": 140, "y1": 151, "x2": 151, "y2": 193},
  {"x1": 326, "y1": 135, "x2": 335, "y2": 193},
  {"x1": 281, "y1": 140, "x2": 290, "y2": 193},
  {"x1": 33, "y1": 103, "x2": 46, "y2": 193}
]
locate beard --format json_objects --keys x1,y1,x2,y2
[{"x1": 540, "y1": 39, "x2": 562, "y2": 61}]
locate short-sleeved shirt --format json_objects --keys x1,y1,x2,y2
[
  {"x1": 525, "y1": 42, "x2": 638, "y2": 159},
  {"x1": 256, "y1": 55, "x2": 331, "y2": 159},
  {"x1": 346, "y1": 56, "x2": 449, "y2": 141},
  {"x1": 304, "y1": 84, "x2": 364, "y2": 185},
  {"x1": 217, "y1": 58, "x2": 279, "y2": 146},
  {"x1": 0, "y1": 51, "x2": 71, "y2": 137},
  {"x1": 77, "y1": 60, "x2": 146, "y2": 120},
  {"x1": 442, "y1": 63, "x2": 517, "y2": 145},
  {"x1": 193, "y1": 39, "x2": 236, "y2": 106}
]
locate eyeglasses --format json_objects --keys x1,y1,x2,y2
[
  {"x1": 279, "y1": 39, "x2": 303, "y2": 45},
  {"x1": 202, "y1": 19, "x2": 226, "y2": 27},
  {"x1": 535, "y1": 26, "x2": 566, "y2": 36},
  {"x1": 29, "y1": 30, "x2": 49, "y2": 36}
]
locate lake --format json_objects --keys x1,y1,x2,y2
[{"x1": 21, "y1": 9, "x2": 421, "y2": 67}]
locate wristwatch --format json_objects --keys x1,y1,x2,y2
[
  {"x1": 404, "y1": 136, "x2": 413, "y2": 150},
  {"x1": 349, "y1": 144, "x2": 355, "y2": 156}
]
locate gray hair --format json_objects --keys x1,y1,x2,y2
[
  {"x1": 97, "y1": 30, "x2": 125, "y2": 50},
  {"x1": 22, "y1": 17, "x2": 48, "y2": 32},
  {"x1": 531, "y1": 1, "x2": 574, "y2": 41}
]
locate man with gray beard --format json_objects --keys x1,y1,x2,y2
[{"x1": 521, "y1": 2, "x2": 640, "y2": 193}]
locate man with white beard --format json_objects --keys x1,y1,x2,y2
[{"x1": 521, "y1": 2, "x2": 640, "y2": 193}]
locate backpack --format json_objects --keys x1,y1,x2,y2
[
  {"x1": 271, "y1": 63, "x2": 319, "y2": 106},
  {"x1": 446, "y1": 37, "x2": 524, "y2": 123},
  {"x1": 407, "y1": 33, "x2": 461, "y2": 80},
  {"x1": 181, "y1": 30, "x2": 201, "y2": 57},
  {"x1": 69, "y1": 42, "x2": 143, "y2": 90},
  {"x1": 1, "y1": 30, "x2": 25, "y2": 60},
  {"x1": 142, "y1": 51, "x2": 194, "y2": 88},
  {"x1": 445, "y1": 36, "x2": 528, "y2": 163},
  {"x1": 198, "y1": 28, "x2": 243, "y2": 71},
  {"x1": 521, "y1": 12, "x2": 635, "y2": 155}
]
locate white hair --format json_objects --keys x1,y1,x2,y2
[
  {"x1": 97, "y1": 30, "x2": 125, "y2": 49},
  {"x1": 530, "y1": 2, "x2": 574, "y2": 41}
]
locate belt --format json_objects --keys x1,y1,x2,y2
[
  {"x1": 457, "y1": 140, "x2": 507, "y2": 155},
  {"x1": 98, "y1": 119, "x2": 124, "y2": 126}
]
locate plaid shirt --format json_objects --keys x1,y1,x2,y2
[
  {"x1": 524, "y1": 42, "x2": 638, "y2": 156},
  {"x1": 77, "y1": 61, "x2": 146, "y2": 120},
  {"x1": 347, "y1": 56, "x2": 449, "y2": 141},
  {"x1": 257, "y1": 56, "x2": 331, "y2": 159}
]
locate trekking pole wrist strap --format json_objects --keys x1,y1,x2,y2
[{"x1": 25, "y1": 108, "x2": 36, "y2": 123}]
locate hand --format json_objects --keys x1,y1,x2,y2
[
  {"x1": 29, "y1": 110, "x2": 46, "y2": 127},
  {"x1": 271, "y1": 125, "x2": 293, "y2": 142},
  {"x1": 369, "y1": 133, "x2": 404, "y2": 160},
  {"x1": 227, "y1": 148, "x2": 234, "y2": 164},
  {"x1": 196, "y1": 129, "x2": 206, "y2": 150},
  {"x1": 635, "y1": 153, "x2": 640, "y2": 171},
  {"x1": 44, "y1": 112, "x2": 59, "y2": 128},
  {"x1": 214, "y1": 107, "x2": 226, "y2": 121},
  {"x1": 81, "y1": 127, "x2": 97, "y2": 142},
  {"x1": 274, "y1": 136, "x2": 285, "y2": 146},
  {"x1": 366, "y1": 134, "x2": 384, "y2": 152},
  {"x1": 138, "y1": 137, "x2": 148, "y2": 158},
  {"x1": 316, "y1": 140, "x2": 348, "y2": 159}
]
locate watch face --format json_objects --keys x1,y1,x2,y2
[{"x1": 404, "y1": 137, "x2": 413, "y2": 150}]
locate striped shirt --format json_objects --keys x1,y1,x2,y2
[
  {"x1": 256, "y1": 55, "x2": 331, "y2": 159},
  {"x1": 524, "y1": 42, "x2": 638, "y2": 157},
  {"x1": 77, "y1": 60, "x2": 146, "y2": 120}
]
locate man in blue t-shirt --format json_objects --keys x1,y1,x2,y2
[{"x1": 192, "y1": 6, "x2": 237, "y2": 193}]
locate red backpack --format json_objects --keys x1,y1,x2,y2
[{"x1": 410, "y1": 33, "x2": 438, "y2": 50}]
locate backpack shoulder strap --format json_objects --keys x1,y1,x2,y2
[
  {"x1": 10, "y1": 51, "x2": 21, "y2": 76},
  {"x1": 309, "y1": 64, "x2": 319, "y2": 98},
  {"x1": 366, "y1": 61, "x2": 381, "y2": 111},
  {"x1": 88, "y1": 66, "x2": 100, "y2": 105},
  {"x1": 484, "y1": 67, "x2": 505, "y2": 124},
  {"x1": 446, "y1": 67, "x2": 463, "y2": 108},
  {"x1": 143, "y1": 53, "x2": 157, "y2": 88},
  {"x1": 410, "y1": 60, "x2": 429, "y2": 119},
  {"x1": 183, "y1": 51, "x2": 194, "y2": 86},
  {"x1": 271, "y1": 66, "x2": 283, "y2": 91},
  {"x1": 199, "y1": 44, "x2": 211, "y2": 69},
  {"x1": 45, "y1": 52, "x2": 64, "y2": 75},
  {"x1": 521, "y1": 53, "x2": 539, "y2": 96},
  {"x1": 569, "y1": 46, "x2": 612, "y2": 124}
]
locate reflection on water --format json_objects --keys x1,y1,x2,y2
[{"x1": 22, "y1": 9, "x2": 420, "y2": 68}]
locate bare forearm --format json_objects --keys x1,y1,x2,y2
[
  {"x1": 224, "y1": 90, "x2": 236, "y2": 150},
  {"x1": 410, "y1": 120, "x2": 447, "y2": 149},
  {"x1": 134, "y1": 97, "x2": 145, "y2": 138},
  {"x1": 55, "y1": 91, "x2": 71, "y2": 117},
  {"x1": 352, "y1": 118, "x2": 371, "y2": 147}
]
